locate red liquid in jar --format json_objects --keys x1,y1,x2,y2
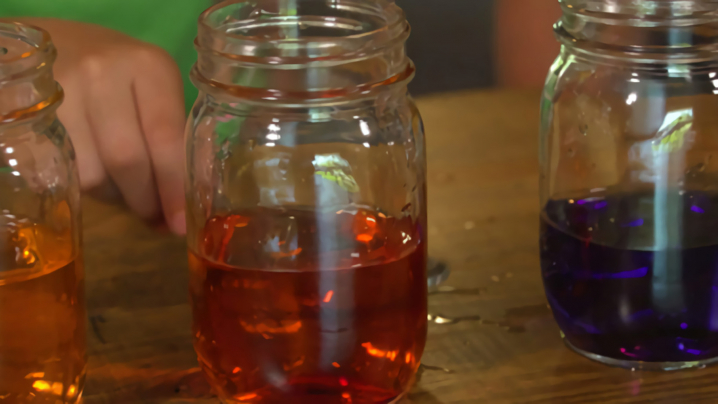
[{"x1": 189, "y1": 207, "x2": 427, "y2": 403}]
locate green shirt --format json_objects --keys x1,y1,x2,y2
[{"x1": 0, "y1": 0, "x2": 210, "y2": 112}]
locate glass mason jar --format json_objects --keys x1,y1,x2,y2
[
  {"x1": 540, "y1": 0, "x2": 718, "y2": 370},
  {"x1": 0, "y1": 23, "x2": 86, "y2": 401},
  {"x1": 185, "y1": 0, "x2": 428, "y2": 401}
]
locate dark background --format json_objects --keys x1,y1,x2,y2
[{"x1": 397, "y1": 0, "x2": 495, "y2": 95}]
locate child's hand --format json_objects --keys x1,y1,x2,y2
[{"x1": 24, "y1": 18, "x2": 187, "y2": 234}]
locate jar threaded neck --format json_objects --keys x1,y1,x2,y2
[
  {"x1": 193, "y1": 0, "x2": 413, "y2": 103},
  {"x1": 0, "y1": 23, "x2": 62, "y2": 125}
]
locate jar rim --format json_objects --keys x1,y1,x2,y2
[
  {"x1": 557, "y1": 0, "x2": 718, "y2": 64},
  {"x1": 193, "y1": 0, "x2": 413, "y2": 104},
  {"x1": 196, "y1": 0, "x2": 408, "y2": 64},
  {"x1": 560, "y1": 0, "x2": 718, "y2": 22},
  {"x1": 0, "y1": 22, "x2": 54, "y2": 83},
  {"x1": 0, "y1": 23, "x2": 61, "y2": 125}
]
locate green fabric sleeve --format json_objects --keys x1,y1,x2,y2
[{"x1": 0, "y1": 0, "x2": 210, "y2": 112}]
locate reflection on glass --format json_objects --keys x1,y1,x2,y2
[
  {"x1": 540, "y1": 0, "x2": 718, "y2": 370},
  {"x1": 185, "y1": 0, "x2": 428, "y2": 401},
  {"x1": 0, "y1": 22, "x2": 85, "y2": 402}
]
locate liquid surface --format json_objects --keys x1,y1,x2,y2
[
  {"x1": 190, "y1": 207, "x2": 427, "y2": 403},
  {"x1": 541, "y1": 192, "x2": 718, "y2": 363},
  {"x1": 0, "y1": 217, "x2": 85, "y2": 403}
]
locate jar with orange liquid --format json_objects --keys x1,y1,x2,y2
[
  {"x1": 0, "y1": 23, "x2": 85, "y2": 402},
  {"x1": 185, "y1": 1, "x2": 427, "y2": 402}
]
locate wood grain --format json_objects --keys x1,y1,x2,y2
[{"x1": 81, "y1": 89, "x2": 718, "y2": 403}]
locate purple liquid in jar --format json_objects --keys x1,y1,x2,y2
[{"x1": 541, "y1": 191, "x2": 718, "y2": 364}]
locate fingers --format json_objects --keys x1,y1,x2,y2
[
  {"x1": 56, "y1": 74, "x2": 107, "y2": 191},
  {"x1": 57, "y1": 45, "x2": 187, "y2": 233},
  {"x1": 83, "y1": 65, "x2": 161, "y2": 221},
  {"x1": 133, "y1": 49, "x2": 187, "y2": 235}
]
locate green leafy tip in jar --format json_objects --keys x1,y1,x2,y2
[
  {"x1": 312, "y1": 154, "x2": 360, "y2": 193},
  {"x1": 653, "y1": 109, "x2": 693, "y2": 153}
]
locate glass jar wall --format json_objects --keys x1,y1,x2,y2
[
  {"x1": 0, "y1": 23, "x2": 85, "y2": 402},
  {"x1": 185, "y1": 0, "x2": 428, "y2": 401},
  {"x1": 540, "y1": 0, "x2": 718, "y2": 370}
]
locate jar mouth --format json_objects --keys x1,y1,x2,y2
[
  {"x1": 561, "y1": 0, "x2": 718, "y2": 24},
  {"x1": 0, "y1": 23, "x2": 54, "y2": 84},
  {"x1": 194, "y1": 0, "x2": 413, "y2": 104},
  {"x1": 0, "y1": 23, "x2": 61, "y2": 125},
  {"x1": 557, "y1": 0, "x2": 718, "y2": 64},
  {"x1": 197, "y1": 0, "x2": 409, "y2": 64}
]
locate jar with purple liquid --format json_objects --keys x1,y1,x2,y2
[{"x1": 540, "y1": 0, "x2": 718, "y2": 370}]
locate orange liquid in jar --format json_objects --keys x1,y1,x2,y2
[
  {"x1": 190, "y1": 207, "x2": 427, "y2": 403},
  {"x1": 0, "y1": 217, "x2": 86, "y2": 403}
]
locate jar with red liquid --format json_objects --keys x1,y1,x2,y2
[
  {"x1": 0, "y1": 23, "x2": 86, "y2": 402},
  {"x1": 541, "y1": 0, "x2": 718, "y2": 370},
  {"x1": 185, "y1": 1, "x2": 427, "y2": 402}
]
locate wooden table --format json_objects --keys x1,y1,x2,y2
[{"x1": 82, "y1": 90, "x2": 718, "y2": 404}]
